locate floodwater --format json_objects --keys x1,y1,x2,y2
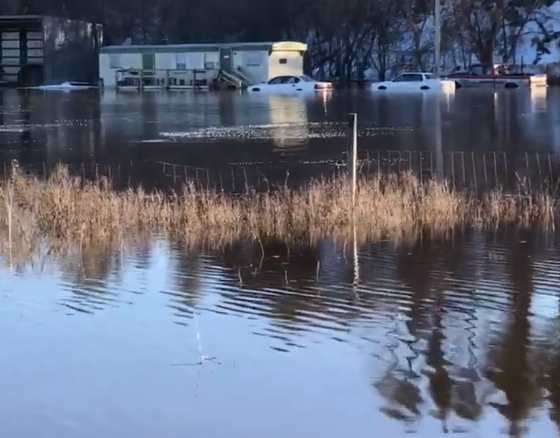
[
  {"x1": 1, "y1": 87, "x2": 560, "y2": 190},
  {"x1": 0, "y1": 87, "x2": 559, "y2": 169},
  {"x1": 2, "y1": 229, "x2": 560, "y2": 437},
  {"x1": 1, "y1": 88, "x2": 560, "y2": 437}
]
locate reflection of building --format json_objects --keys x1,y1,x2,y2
[
  {"x1": 547, "y1": 89, "x2": 560, "y2": 152},
  {"x1": 530, "y1": 87, "x2": 547, "y2": 113},
  {"x1": 0, "y1": 90, "x2": 44, "y2": 163},
  {"x1": 0, "y1": 90, "x2": 101, "y2": 166},
  {"x1": 43, "y1": 92, "x2": 100, "y2": 165},
  {"x1": 99, "y1": 90, "x2": 160, "y2": 141},
  {"x1": 99, "y1": 91, "x2": 315, "y2": 154},
  {"x1": 99, "y1": 90, "x2": 243, "y2": 140},
  {"x1": 241, "y1": 94, "x2": 313, "y2": 151},
  {"x1": 267, "y1": 95, "x2": 310, "y2": 151},
  {"x1": 494, "y1": 90, "x2": 548, "y2": 151}
]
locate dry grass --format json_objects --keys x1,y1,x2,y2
[{"x1": 0, "y1": 165, "x2": 556, "y2": 258}]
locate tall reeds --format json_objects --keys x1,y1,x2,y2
[{"x1": 0, "y1": 165, "x2": 556, "y2": 254}]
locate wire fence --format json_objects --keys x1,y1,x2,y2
[
  {"x1": 0, "y1": 159, "x2": 161, "y2": 191},
  {"x1": 156, "y1": 150, "x2": 560, "y2": 194},
  {"x1": 2, "y1": 150, "x2": 559, "y2": 195}
]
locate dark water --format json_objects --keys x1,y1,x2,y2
[
  {"x1": 0, "y1": 88, "x2": 559, "y2": 169},
  {"x1": 1, "y1": 228, "x2": 560, "y2": 437},
  {"x1": 1, "y1": 87, "x2": 560, "y2": 191},
  {"x1": 2, "y1": 89, "x2": 560, "y2": 437}
]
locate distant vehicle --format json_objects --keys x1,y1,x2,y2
[
  {"x1": 247, "y1": 75, "x2": 333, "y2": 93},
  {"x1": 444, "y1": 64, "x2": 547, "y2": 89},
  {"x1": 371, "y1": 72, "x2": 456, "y2": 93}
]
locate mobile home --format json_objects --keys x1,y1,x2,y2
[
  {"x1": 0, "y1": 15, "x2": 102, "y2": 87},
  {"x1": 98, "y1": 41, "x2": 307, "y2": 90}
]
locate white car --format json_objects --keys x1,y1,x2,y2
[
  {"x1": 247, "y1": 75, "x2": 333, "y2": 93},
  {"x1": 371, "y1": 72, "x2": 455, "y2": 94}
]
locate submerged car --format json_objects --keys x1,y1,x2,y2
[
  {"x1": 444, "y1": 63, "x2": 546, "y2": 88},
  {"x1": 247, "y1": 75, "x2": 333, "y2": 93},
  {"x1": 371, "y1": 72, "x2": 456, "y2": 93}
]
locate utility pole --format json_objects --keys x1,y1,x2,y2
[
  {"x1": 434, "y1": 0, "x2": 441, "y2": 76},
  {"x1": 434, "y1": 0, "x2": 443, "y2": 181}
]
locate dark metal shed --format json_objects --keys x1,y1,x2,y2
[{"x1": 0, "y1": 15, "x2": 102, "y2": 87}]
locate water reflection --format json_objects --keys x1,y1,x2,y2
[
  {"x1": 1, "y1": 89, "x2": 560, "y2": 172},
  {"x1": 0, "y1": 91, "x2": 100, "y2": 165},
  {"x1": 2, "y1": 227, "x2": 560, "y2": 435},
  {"x1": 244, "y1": 94, "x2": 311, "y2": 151}
]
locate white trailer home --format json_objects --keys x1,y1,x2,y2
[{"x1": 98, "y1": 41, "x2": 307, "y2": 90}]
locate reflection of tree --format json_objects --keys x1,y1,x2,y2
[
  {"x1": 485, "y1": 228, "x2": 543, "y2": 437},
  {"x1": 166, "y1": 243, "x2": 205, "y2": 323},
  {"x1": 58, "y1": 244, "x2": 117, "y2": 313},
  {"x1": 218, "y1": 238, "x2": 332, "y2": 335},
  {"x1": 396, "y1": 231, "x2": 436, "y2": 341},
  {"x1": 374, "y1": 232, "x2": 441, "y2": 427},
  {"x1": 425, "y1": 291, "x2": 452, "y2": 432},
  {"x1": 438, "y1": 229, "x2": 490, "y2": 425},
  {"x1": 375, "y1": 370, "x2": 424, "y2": 424},
  {"x1": 546, "y1": 332, "x2": 560, "y2": 427}
]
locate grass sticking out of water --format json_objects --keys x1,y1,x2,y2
[{"x1": 0, "y1": 165, "x2": 556, "y2": 256}]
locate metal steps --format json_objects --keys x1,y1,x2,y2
[{"x1": 219, "y1": 68, "x2": 253, "y2": 89}]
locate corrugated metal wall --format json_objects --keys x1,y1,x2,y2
[{"x1": 42, "y1": 16, "x2": 102, "y2": 85}]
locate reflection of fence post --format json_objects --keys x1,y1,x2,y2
[
  {"x1": 348, "y1": 113, "x2": 358, "y2": 209},
  {"x1": 451, "y1": 152, "x2": 455, "y2": 189},
  {"x1": 483, "y1": 153, "x2": 488, "y2": 186},
  {"x1": 471, "y1": 152, "x2": 477, "y2": 192},
  {"x1": 492, "y1": 152, "x2": 498, "y2": 186}
]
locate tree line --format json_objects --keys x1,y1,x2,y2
[{"x1": 2, "y1": 0, "x2": 560, "y2": 80}]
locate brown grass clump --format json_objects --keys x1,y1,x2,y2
[{"x1": 0, "y1": 165, "x2": 556, "y2": 256}]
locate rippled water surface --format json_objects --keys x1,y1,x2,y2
[
  {"x1": 0, "y1": 228, "x2": 559, "y2": 437},
  {"x1": 1, "y1": 87, "x2": 559, "y2": 165}
]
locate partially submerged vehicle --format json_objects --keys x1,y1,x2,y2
[
  {"x1": 444, "y1": 63, "x2": 547, "y2": 89},
  {"x1": 370, "y1": 72, "x2": 456, "y2": 94},
  {"x1": 247, "y1": 75, "x2": 333, "y2": 93}
]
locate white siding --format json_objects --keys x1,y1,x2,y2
[
  {"x1": 99, "y1": 45, "x2": 307, "y2": 88},
  {"x1": 232, "y1": 50, "x2": 268, "y2": 83},
  {"x1": 188, "y1": 53, "x2": 205, "y2": 69},
  {"x1": 99, "y1": 53, "x2": 145, "y2": 88},
  {"x1": 99, "y1": 54, "x2": 116, "y2": 87},
  {"x1": 268, "y1": 50, "x2": 304, "y2": 79},
  {"x1": 155, "y1": 53, "x2": 173, "y2": 70},
  {"x1": 99, "y1": 53, "x2": 142, "y2": 87}
]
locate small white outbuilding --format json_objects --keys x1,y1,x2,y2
[{"x1": 98, "y1": 41, "x2": 307, "y2": 90}]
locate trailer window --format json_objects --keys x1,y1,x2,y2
[
  {"x1": 109, "y1": 54, "x2": 121, "y2": 69},
  {"x1": 279, "y1": 58, "x2": 287, "y2": 64},
  {"x1": 175, "y1": 54, "x2": 186, "y2": 70}
]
